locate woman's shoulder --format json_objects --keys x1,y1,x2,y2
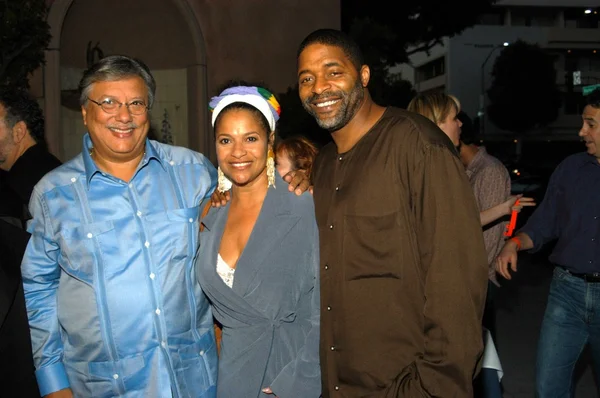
[{"x1": 277, "y1": 187, "x2": 314, "y2": 216}]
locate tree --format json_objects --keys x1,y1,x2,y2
[
  {"x1": 369, "y1": 72, "x2": 416, "y2": 109},
  {"x1": 487, "y1": 40, "x2": 562, "y2": 134},
  {"x1": 342, "y1": 0, "x2": 497, "y2": 68},
  {"x1": 0, "y1": 0, "x2": 51, "y2": 89}
]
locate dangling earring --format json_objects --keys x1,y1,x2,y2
[
  {"x1": 267, "y1": 148, "x2": 276, "y2": 189},
  {"x1": 217, "y1": 167, "x2": 232, "y2": 193}
]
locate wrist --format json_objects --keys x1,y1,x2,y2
[{"x1": 509, "y1": 236, "x2": 522, "y2": 251}]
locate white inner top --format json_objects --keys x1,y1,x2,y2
[{"x1": 217, "y1": 254, "x2": 235, "y2": 288}]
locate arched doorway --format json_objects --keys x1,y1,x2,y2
[{"x1": 44, "y1": 0, "x2": 213, "y2": 161}]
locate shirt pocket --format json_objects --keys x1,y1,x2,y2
[
  {"x1": 173, "y1": 332, "x2": 218, "y2": 394},
  {"x1": 64, "y1": 354, "x2": 145, "y2": 398},
  {"x1": 146, "y1": 207, "x2": 199, "y2": 262},
  {"x1": 57, "y1": 221, "x2": 115, "y2": 284},
  {"x1": 343, "y1": 212, "x2": 402, "y2": 281}
]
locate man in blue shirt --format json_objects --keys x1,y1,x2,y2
[
  {"x1": 21, "y1": 55, "x2": 219, "y2": 398},
  {"x1": 496, "y1": 88, "x2": 600, "y2": 396}
]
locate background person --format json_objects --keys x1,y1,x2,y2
[
  {"x1": 496, "y1": 88, "x2": 600, "y2": 397},
  {"x1": 407, "y1": 92, "x2": 535, "y2": 227},
  {"x1": 274, "y1": 135, "x2": 319, "y2": 178}
]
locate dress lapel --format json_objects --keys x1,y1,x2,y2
[{"x1": 232, "y1": 181, "x2": 300, "y2": 298}]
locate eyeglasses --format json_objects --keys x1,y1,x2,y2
[{"x1": 87, "y1": 97, "x2": 149, "y2": 115}]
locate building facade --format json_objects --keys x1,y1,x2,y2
[
  {"x1": 35, "y1": 0, "x2": 340, "y2": 162},
  {"x1": 395, "y1": 0, "x2": 599, "y2": 141}
]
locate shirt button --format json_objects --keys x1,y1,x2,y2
[
  {"x1": 137, "y1": 211, "x2": 142, "y2": 217},
  {"x1": 335, "y1": 185, "x2": 339, "y2": 191},
  {"x1": 70, "y1": 177, "x2": 76, "y2": 183},
  {"x1": 87, "y1": 233, "x2": 93, "y2": 239},
  {"x1": 325, "y1": 265, "x2": 329, "y2": 270},
  {"x1": 338, "y1": 156, "x2": 343, "y2": 161},
  {"x1": 145, "y1": 241, "x2": 150, "y2": 248},
  {"x1": 329, "y1": 224, "x2": 334, "y2": 230},
  {"x1": 155, "y1": 308, "x2": 161, "y2": 315},
  {"x1": 169, "y1": 161, "x2": 175, "y2": 166},
  {"x1": 327, "y1": 306, "x2": 331, "y2": 311},
  {"x1": 161, "y1": 341, "x2": 167, "y2": 348},
  {"x1": 199, "y1": 350, "x2": 205, "y2": 356},
  {"x1": 113, "y1": 374, "x2": 119, "y2": 380},
  {"x1": 129, "y1": 183, "x2": 133, "y2": 188},
  {"x1": 590, "y1": 260, "x2": 594, "y2": 264},
  {"x1": 188, "y1": 218, "x2": 194, "y2": 223},
  {"x1": 149, "y1": 273, "x2": 156, "y2": 280},
  {"x1": 330, "y1": 346, "x2": 335, "y2": 351},
  {"x1": 334, "y1": 386, "x2": 340, "y2": 391}
]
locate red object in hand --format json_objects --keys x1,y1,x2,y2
[{"x1": 504, "y1": 199, "x2": 520, "y2": 237}]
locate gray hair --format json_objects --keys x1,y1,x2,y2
[{"x1": 78, "y1": 55, "x2": 156, "y2": 108}]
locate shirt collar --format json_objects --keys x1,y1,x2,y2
[
  {"x1": 582, "y1": 152, "x2": 600, "y2": 167},
  {"x1": 83, "y1": 133, "x2": 166, "y2": 188},
  {"x1": 466, "y1": 146, "x2": 486, "y2": 175}
]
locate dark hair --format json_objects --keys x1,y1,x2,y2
[
  {"x1": 275, "y1": 135, "x2": 319, "y2": 177},
  {"x1": 213, "y1": 102, "x2": 271, "y2": 137},
  {"x1": 587, "y1": 88, "x2": 600, "y2": 109},
  {"x1": 0, "y1": 87, "x2": 46, "y2": 144},
  {"x1": 457, "y1": 111, "x2": 478, "y2": 145},
  {"x1": 78, "y1": 55, "x2": 156, "y2": 108},
  {"x1": 297, "y1": 29, "x2": 364, "y2": 71}
]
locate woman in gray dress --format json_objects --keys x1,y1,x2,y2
[{"x1": 195, "y1": 85, "x2": 321, "y2": 397}]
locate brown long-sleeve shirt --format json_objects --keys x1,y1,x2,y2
[{"x1": 312, "y1": 107, "x2": 488, "y2": 397}]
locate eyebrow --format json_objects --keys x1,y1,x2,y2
[{"x1": 298, "y1": 61, "x2": 345, "y2": 77}]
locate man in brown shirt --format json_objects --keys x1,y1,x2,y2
[{"x1": 297, "y1": 29, "x2": 488, "y2": 397}]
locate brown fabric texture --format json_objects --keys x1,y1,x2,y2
[{"x1": 312, "y1": 107, "x2": 488, "y2": 397}]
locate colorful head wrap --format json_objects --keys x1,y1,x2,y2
[{"x1": 209, "y1": 86, "x2": 281, "y2": 131}]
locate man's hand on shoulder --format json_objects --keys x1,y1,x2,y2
[
  {"x1": 210, "y1": 189, "x2": 230, "y2": 208},
  {"x1": 45, "y1": 388, "x2": 73, "y2": 398},
  {"x1": 283, "y1": 170, "x2": 313, "y2": 196}
]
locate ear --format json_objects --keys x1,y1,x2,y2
[
  {"x1": 268, "y1": 131, "x2": 275, "y2": 146},
  {"x1": 359, "y1": 65, "x2": 370, "y2": 88},
  {"x1": 81, "y1": 105, "x2": 88, "y2": 126},
  {"x1": 11, "y1": 121, "x2": 28, "y2": 143}
]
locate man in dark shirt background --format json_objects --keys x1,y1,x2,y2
[
  {"x1": 299, "y1": 29, "x2": 488, "y2": 397},
  {"x1": 0, "y1": 87, "x2": 61, "y2": 397},
  {"x1": 496, "y1": 88, "x2": 600, "y2": 396}
]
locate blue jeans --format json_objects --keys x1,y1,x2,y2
[{"x1": 536, "y1": 266, "x2": 600, "y2": 397}]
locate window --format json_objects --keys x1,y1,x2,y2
[
  {"x1": 510, "y1": 7, "x2": 557, "y2": 27},
  {"x1": 478, "y1": 10, "x2": 505, "y2": 26},
  {"x1": 564, "y1": 8, "x2": 600, "y2": 29},
  {"x1": 416, "y1": 57, "x2": 445, "y2": 82}
]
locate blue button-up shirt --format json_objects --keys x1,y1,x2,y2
[
  {"x1": 520, "y1": 152, "x2": 600, "y2": 273},
  {"x1": 22, "y1": 134, "x2": 218, "y2": 397}
]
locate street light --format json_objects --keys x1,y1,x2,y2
[{"x1": 479, "y1": 42, "x2": 509, "y2": 135}]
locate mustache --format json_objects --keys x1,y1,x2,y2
[
  {"x1": 304, "y1": 91, "x2": 344, "y2": 104},
  {"x1": 107, "y1": 123, "x2": 138, "y2": 129}
]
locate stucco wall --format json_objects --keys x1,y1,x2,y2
[{"x1": 59, "y1": 0, "x2": 340, "y2": 96}]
